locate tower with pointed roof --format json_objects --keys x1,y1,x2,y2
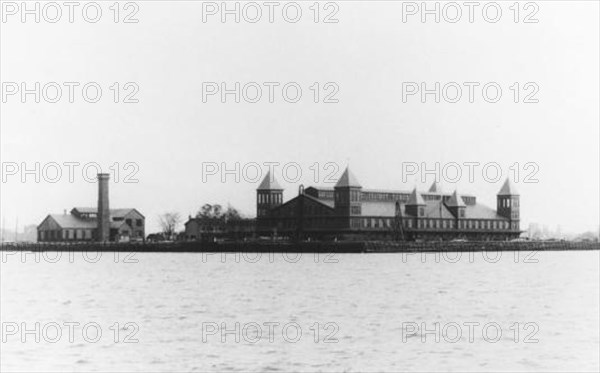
[
  {"x1": 256, "y1": 171, "x2": 283, "y2": 218},
  {"x1": 428, "y1": 181, "x2": 442, "y2": 194},
  {"x1": 497, "y1": 178, "x2": 520, "y2": 230},
  {"x1": 334, "y1": 167, "x2": 362, "y2": 228},
  {"x1": 405, "y1": 188, "x2": 425, "y2": 217},
  {"x1": 445, "y1": 190, "x2": 466, "y2": 219}
]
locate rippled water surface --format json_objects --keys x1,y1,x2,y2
[{"x1": 1, "y1": 250, "x2": 599, "y2": 372}]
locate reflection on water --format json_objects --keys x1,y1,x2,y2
[{"x1": 1, "y1": 250, "x2": 599, "y2": 372}]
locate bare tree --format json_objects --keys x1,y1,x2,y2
[
  {"x1": 195, "y1": 204, "x2": 241, "y2": 223},
  {"x1": 158, "y1": 212, "x2": 181, "y2": 240},
  {"x1": 198, "y1": 204, "x2": 213, "y2": 218},
  {"x1": 222, "y1": 205, "x2": 242, "y2": 222}
]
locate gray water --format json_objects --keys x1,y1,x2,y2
[{"x1": 1, "y1": 250, "x2": 598, "y2": 372}]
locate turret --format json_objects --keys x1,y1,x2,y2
[
  {"x1": 445, "y1": 190, "x2": 466, "y2": 219},
  {"x1": 497, "y1": 178, "x2": 520, "y2": 230},
  {"x1": 428, "y1": 181, "x2": 442, "y2": 193},
  {"x1": 405, "y1": 188, "x2": 425, "y2": 217},
  {"x1": 256, "y1": 171, "x2": 283, "y2": 218},
  {"x1": 334, "y1": 167, "x2": 362, "y2": 228}
]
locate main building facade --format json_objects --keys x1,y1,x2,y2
[{"x1": 256, "y1": 167, "x2": 521, "y2": 241}]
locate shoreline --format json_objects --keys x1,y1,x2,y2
[{"x1": 1, "y1": 241, "x2": 598, "y2": 253}]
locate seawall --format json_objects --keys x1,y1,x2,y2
[{"x1": 0, "y1": 241, "x2": 598, "y2": 253}]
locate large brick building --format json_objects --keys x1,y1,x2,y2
[
  {"x1": 37, "y1": 174, "x2": 145, "y2": 242},
  {"x1": 256, "y1": 167, "x2": 521, "y2": 241}
]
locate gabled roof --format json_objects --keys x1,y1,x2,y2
[
  {"x1": 464, "y1": 204, "x2": 506, "y2": 220},
  {"x1": 71, "y1": 207, "x2": 97, "y2": 214},
  {"x1": 270, "y1": 193, "x2": 335, "y2": 213},
  {"x1": 446, "y1": 190, "x2": 466, "y2": 207},
  {"x1": 423, "y1": 201, "x2": 455, "y2": 219},
  {"x1": 257, "y1": 171, "x2": 283, "y2": 190},
  {"x1": 111, "y1": 208, "x2": 142, "y2": 218},
  {"x1": 305, "y1": 186, "x2": 334, "y2": 192},
  {"x1": 46, "y1": 214, "x2": 97, "y2": 229},
  {"x1": 428, "y1": 181, "x2": 442, "y2": 193},
  {"x1": 302, "y1": 194, "x2": 337, "y2": 210},
  {"x1": 335, "y1": 167, "x2": 362, "y2": 188},
  {"x1": 498, "y1": 178, "x2": 519, "y2": 195},
  {"x1": 406, "y1": 188, "x2": 425, "y2": 205},
  {"x1": 361, "y1": 201, "x2": 396, "y2": 217},
  {"x1": 72, "y1": 207, "x2": 142, "y2": 218},
  {"x1": 315, "y1": 198, "x2": 335, "y2": 208}
]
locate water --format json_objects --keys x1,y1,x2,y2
[{"x1": 1, "y1": 250, "x2": 598, "y2": 372}]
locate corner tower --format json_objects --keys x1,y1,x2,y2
[
  {"x1": 405, "y1": 188, "x2": 425, "y2": 217},
  {"x1": 334, "y1": 167, "x2": 362, "y2": 229},
  {"x1": 257, "y1": 171, "x2": 283, "y2": 218},
  {"x1": 446, "y1": 190, "x2": 466, "y2": 219},
  {"x1": 334, "y1": 167, "x2": 362, "y2": 215},
  {"x1": 497, "y1": 178, "x2": 520, "y2": 230}
]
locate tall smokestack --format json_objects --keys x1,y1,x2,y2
[{"x1": 97, "y1": 173, "x2": 110, "y2": 242}]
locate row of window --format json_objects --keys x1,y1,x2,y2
[
  {"x1": 39, "y1": 227, "x2": 144, "y2": 241},
  {"x1": 316, "y1": 191, "x2": 334, "y2": 199},
  {"x1": 258, "y1": 193, "x2": 282, "y2": 205},
  {"x1": 334, "y1": 190, "x2": 362, "y2": 202},
  {"x1": 462, "y1": 196, "x2": 476, "y2": 205},
  {"x1": 361, "y1": 192, "x2": 409, "y2": 202},
  {"x1": 275, "y1": 217, "x2": 334, "y2": 229},
  {"x1": 264, "y1": 217, "x2": 514, "y2": 231},
  {"x1": 356, "y1": 218, "x2": 513, "y2": 230},
  {"x1": 498, "y1": 198, "x2": 520, "y2": 208},
  {"x1": 39, "y1": 229, "x2": 93, "y2": 241},
  {"x1": 359, "y1": 193, "x2": 477, "y2": 205}
]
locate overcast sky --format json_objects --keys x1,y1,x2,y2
[{"x1": 1, "y1": 1, "x2": 598, "y2": 234}]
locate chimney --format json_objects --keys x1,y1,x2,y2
[{"x1": 97, "y1": 173, "x2": 110, "y2": 242}]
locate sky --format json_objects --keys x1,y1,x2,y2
[{"x1": 1, "y1": 0, "x2": 599, "y2": 235}]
